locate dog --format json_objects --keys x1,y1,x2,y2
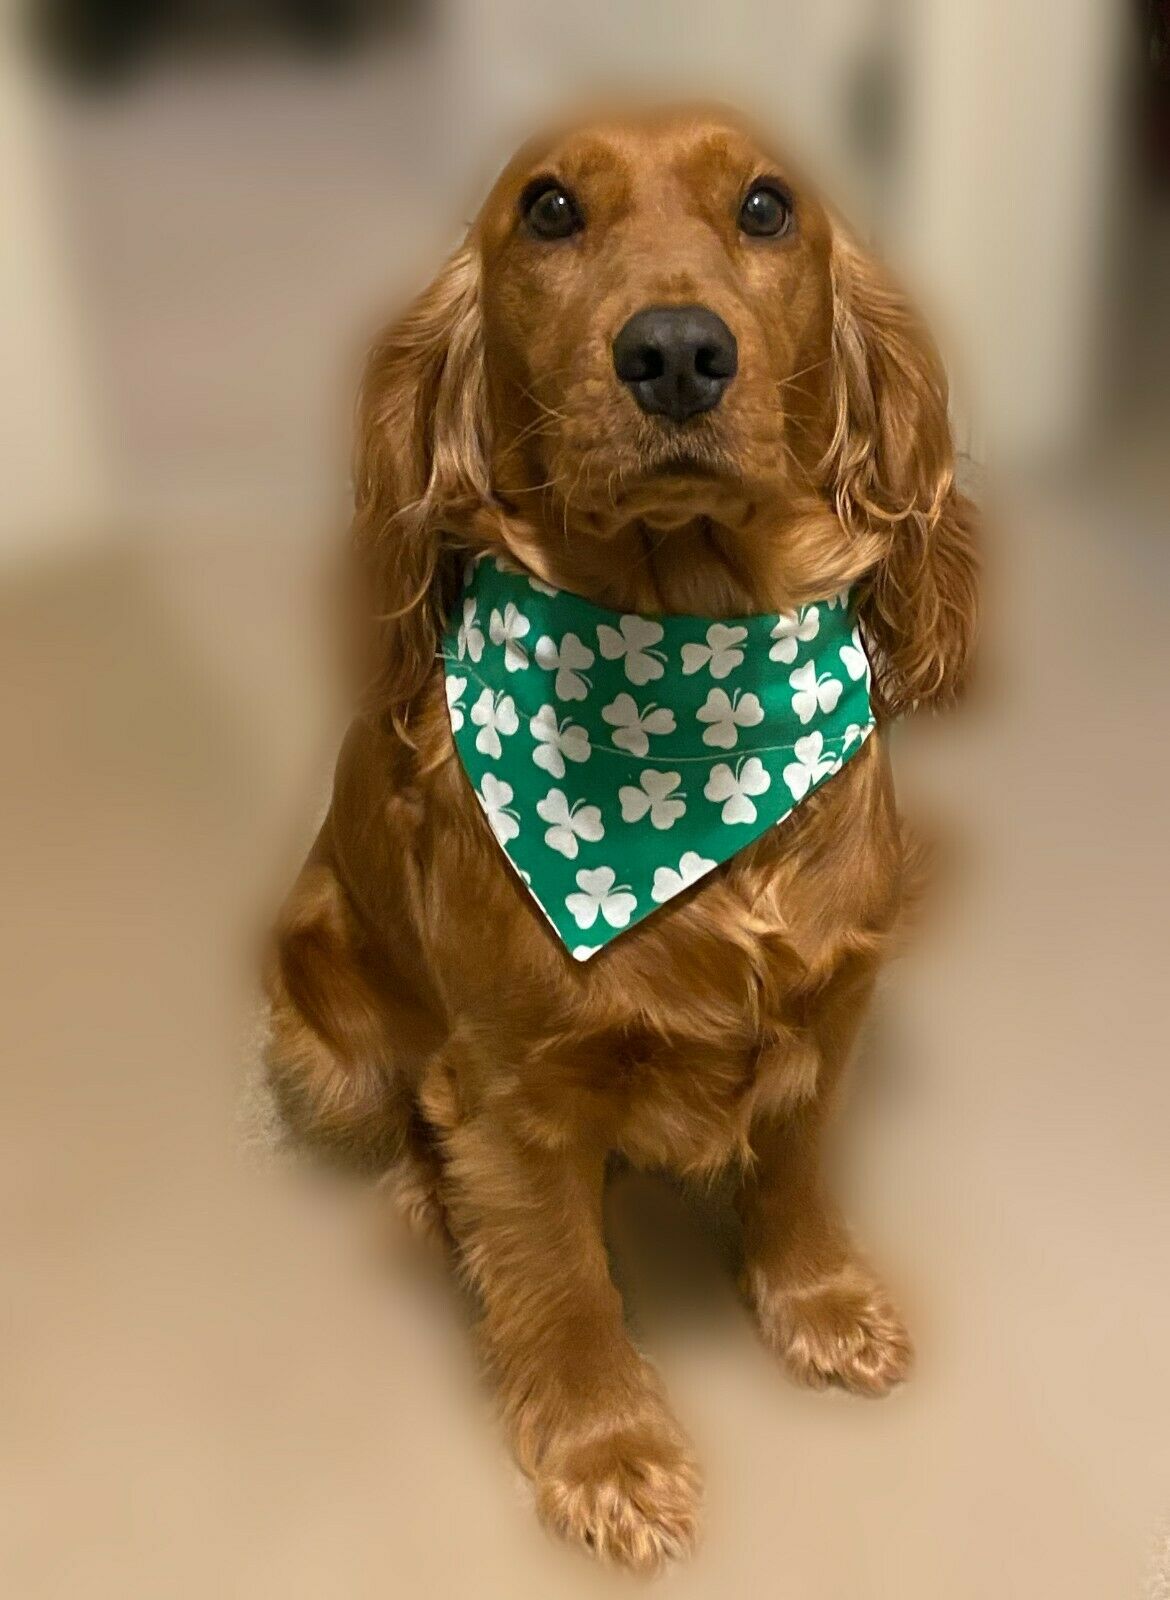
[{"x1": 264, "y1": 103, "x2": 978, "y2": 1571}]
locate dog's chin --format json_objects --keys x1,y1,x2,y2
[{"x1": 613, "y1": 449, "x2": 758, "y2": 530}]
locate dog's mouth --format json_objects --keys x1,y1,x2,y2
[
  {"x1": 545, "y1": 415, "x2": 758, "y2": 529},
  {"x1": 652, "y1": 455, "x2": 721, "y2": 479},
  {"x1": 633, "y1": 431, "x2": 736, "y2": 484}
]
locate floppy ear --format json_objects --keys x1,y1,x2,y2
[
  {"x1": 825, "y1": 228, "x2": 979, "y2": 717},
  {"x1": 352, "y1": 241, "x2": 490, "y2": 731}
]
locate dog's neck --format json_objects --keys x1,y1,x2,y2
[{"x1": 477, "y1": 491, "x2": 874, "y2": 621}]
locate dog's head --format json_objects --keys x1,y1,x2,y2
[{"x1": 354, "y1": 106, "x2": 977, "y2": 729}]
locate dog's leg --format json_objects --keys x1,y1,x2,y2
[
  {"x1": 739, "y1": 964, "x2": 913, "y2": 1396},
  {"x1": 264, "y1": 858, "x2": 444, "y2": 1237},
  {"x1": 442, "y1": 1116, "x2": 699, "y2": 1571}
]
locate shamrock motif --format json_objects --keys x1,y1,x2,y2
[
  {"x1": 619, "y1": 770, "x2": 687, "y2": 831},
  {"x1": 534, "y1": 630, "x2": 594, "y2": 701},
  {"x1": 769, "y1": 605, "x2": 820, "y2": 664},
  {"x1": 456, "y1": 597, "x2": 484, "y2": 664},
  {"x1": 477, "y1": 772, "x2": 520, "y2": 844},
  {"x1": 449, "y1": 557, "x2": 875, "y2": 954},
  {"x1": 470, "y1": 686, "x2": 519, "y2": 759},
  {"x1": 445, "y1": 674, "x2": 467, "y2": 732},
  {"x1": 839, "y1": 627, "x2": 870, "y2": 683},
  {"x1": 596, "y1": 615, "x2": 667, "y2": 685},
  {"x1": 565, "y1": 866, "x2": 638, "y2": 931},
  {"x1": 601, "y1": 693, "x2": 676, "y2": 756},
  {"x1": 530, "y1": 704, "x2": 591, "y2": 778},
  {"x1": 789, "y1": 660, "x2": 842, "y2": 724},
  {"x1": 489, "y1": 602, "x2": 531, "y2": 672},
  {"x1": 704, "y1": 757, "x2": 772, "y2": 824},
  {"x1": 536, "y1": 788, "x2": 605, "y2": 860},
  {"x1": 651, "y1": 850, "x2": 717, "y2": 904},
  {"x1": 681, "y1": 622, "x2": 747, "y2": 680},
  {"x1": 782, "y1": 731, "x2": 839, "y2": 801},
  {"x1": 696, "y1": 687, "x2": 765, "y2": 750}
]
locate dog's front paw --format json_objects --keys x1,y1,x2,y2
[
  {"x1": 535, "y1": 1416, "x2": 701, "y2": 1572},
  {"x1": 749, "y1": 1260, "x2": 913, "y2": 1397}
]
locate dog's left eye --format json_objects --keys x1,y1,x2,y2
[
  {"x1": 739, "y1": 182, "x2": 794, "y2": 238},
  {"x1": 521, "y1": 180, "x2": 584, "y2": 240}
]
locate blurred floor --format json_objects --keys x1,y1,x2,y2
[{"x1": 1, "y1": 462, "x2": 1168, "y2": 1599}]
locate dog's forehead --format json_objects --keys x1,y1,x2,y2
[{"x1": 478, "y1": 109, "x2": 790, "y2": 228}]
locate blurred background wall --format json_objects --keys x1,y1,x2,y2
[{"x1": 2, "y1": 0, "x2": 1163, "y2": 571}]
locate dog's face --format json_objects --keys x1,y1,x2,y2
[
  {"x1": 474, "y1": 108, "x2": 836, "y2": 526},
  {"x1": 354, "y1": 104, "x2": 977, "y2": 726}
]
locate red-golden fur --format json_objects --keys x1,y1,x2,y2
[{"x1": 265, "y1": 106, "x2": 978, "y2": 1571}]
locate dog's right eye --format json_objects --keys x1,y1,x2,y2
[{"x1": 521, "y1": 179, "x2": 583, "y2": 240}]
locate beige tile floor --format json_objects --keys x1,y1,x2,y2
[{"x1": 1, "y1": 467, "x2": 1168, "y2": 1599}]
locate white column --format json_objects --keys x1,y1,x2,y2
[
  {"x1": 896, "y1": 0, "x2": 1124, "y2": 466},
  {"x1": 0, "y1": 36, "x2": 110, "y2": 563}
]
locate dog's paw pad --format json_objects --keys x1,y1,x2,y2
[{"x1": 536, "y1": 1425, "x2": 700, "y2": 1572}]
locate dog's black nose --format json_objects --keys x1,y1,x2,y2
[{"x1": 612, "y1": 305, "x2": 738, "y2": 423}]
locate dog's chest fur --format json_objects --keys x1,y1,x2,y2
[{"x1": 335, "y1": 703, "x2": 901, "y2": 1175}]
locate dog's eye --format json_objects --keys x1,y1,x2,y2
[
  {"x1": 521, "y1": 179, "x2": 583, "y2": 240},
  {"x1": 739, "y1": 182, "x2": 794, "y2": 239}
]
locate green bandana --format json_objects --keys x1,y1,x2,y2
[{"x1": 441, "y1": 555, "x2": 874, "y2": 960}]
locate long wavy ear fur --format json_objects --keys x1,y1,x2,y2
[
  {"x1": 352, "y1": 242, "x2": 489, "y2": 732},
  {"x1": 825, "y1": 228, "x2": 979, "y2": 717}
]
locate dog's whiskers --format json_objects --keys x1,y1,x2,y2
[{"x1": 777, "y1": 357, "x2": 830, "y2": 391}]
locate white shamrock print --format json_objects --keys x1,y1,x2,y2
[
  {"x1": 456, "y1": 597, "x2": 484, "y2": 663},
  {"x1": 651, "y1": 850, "x2": 717, "y2": 904},
  {"x1": 704, "y1": 757, "x2": 771, "y2": 824},
  {"x1": 789, "y1": 660, "x2": 842, "y2": 724},
  {"x1": 527, "y1": 574, "x2": 557, "y2": 597},
  {"x1": 618, "y1": 769, "x2": 686, "y2": 831},
  {"x1": 571, "y1": 945, "x2": 599, "y2": 959},
  {"x1": 769, "y1": 605, "x2": 820, "y2": 664},
  {"x1": 824, "y1": 586, "x2": 851, "y2": 611},
  {"x1": 530, "y1": 704, "x2": 591, "y2": 779},
  {"x1": 696, "y1": 687, "x2": 765, "y2": 750},
  {"x1": 596, "y1": 615, "x2": 667, "y2": 685},
  {"x1": 534, "y1": 630, "x2": 594, "y2": 700},
  {"x1": 536, "y1": 787, "x2": 605, "y2": 860},
  {"x1": 843, "y1": 721, "x2": 869, "y2": 751},
  {"x1": 681, "y1": 622, "x2": 747, "y2": 680},
  {"x1": 445, "y1": 674, "x2": 467, "y2": 731},
  {"x1": 601, "y1": 693, "x2": 676, "y2": 756},
  {"x1": 782, "y1": 731, "x2": 839, "y2": 801},
  {"x1": 839, "y1": 627, "x2": 870, "y2": 684},
  {"x1": 470, "y1": 686, "x2": 519, "y2": 759},
  {"x1": 489, "y1": 602, "x2": 531, "y2": 672},
  {"x1": 565, "y1": 866, "x2": 637, "y2": 931},
  {"x1": 477, "y1": 772, "x2": 520, "y2": 844}
]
